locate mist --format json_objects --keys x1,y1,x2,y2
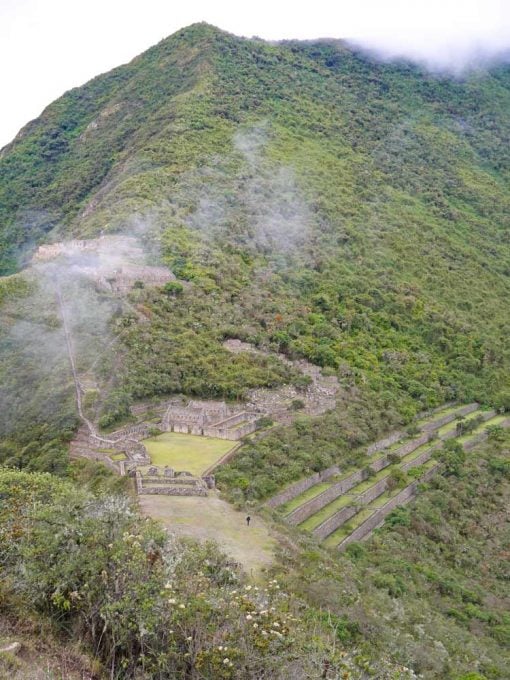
[
  {"x1": 0, "y1": 233, "x2": 165, "y2": 438},
  {"x1": 183, "y1": 123, "x2": 311, "y2": 259}
]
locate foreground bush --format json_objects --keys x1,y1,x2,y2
[{"x1": 1, "y1": 468, "x2": 415, "y2": 679}]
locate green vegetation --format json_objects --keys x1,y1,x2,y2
[
  {"x1": 142, "y1": 432, "x2": 235, "y2": 475},
  {"x1": 280, "y1": 480, "x2": 334, "y2": 514},
  {"x1": 0, "y1": 467, "x2": 409, "y2": 679},
  {"x1": 282, "y1": 432, "x2": 510, "y2": 678},
  {"x1": 0, "y1": 22, "x2": 509, "y2": 678}
]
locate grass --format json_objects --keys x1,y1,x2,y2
[
  {"x1": 435, "y1": 408, "x2": 483, "y2": 437},
  {"x1": 141, "y1": 432, "x2": 235, "y2": 476},
  {"x1": 323, "y1": 508, "x2": 376, "y2": 547},
  {"x1": 299, "y1": 493, "x2": 355, "y2": 531},
  {"x1": 110, "y1": 452, "x2": 127, "y2": 461},
  {"x1": 289, "y1": 407, "x2": 489, "y2": 537},
  {"x1": 280, "y1": 481, "x2": 334, "y2": 514},
  {"x1": 139, "y1": 491, "x2": 275, "y2": 580},
  {"x1": 457, "y1": 415, "x2": 507, "y2": 443},
  {"x1": 414, "y1": 403, "x2": 465, "y2": 428}
]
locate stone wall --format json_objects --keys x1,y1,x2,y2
[
  {"x1": 364, "y1": 402, "x2": 458, "y2": 456},
  {"x1": 203, "y1": 419, "x2": 258, "y2": 440},
  {"x1": 462, "y1": 417, "x2": 510, "y2": 450},
  {"x1": 70, "y1": 447, "x2": 120, "y2": 474},
  {"x1": 107, "y1": 423, "x2": 150, "y2": 441},
  {"x1": 141, "y1": 477, "x2": 199, "y2": 486},
  {"x1": 337, "y1": 464, "x2": 441, "y2": 551},
  {"x1": 287, "y1": 469, "x2": 365, "y2": 525},
  {"x1": 266, "y1": 465, "x2": 340, "y2": 509},
  {"x1": 415, "y1": 401, "x2": 457, "y2": 420},
  {"x1": 163, "y1": 400, "x2": 259, "y2": 440},
  {"x1": 392, "y1": 432, "x2": 430, "y2": 459},
  {"x1": 267, "y1": 403, "x2": 474, "y2": 511},
  {"x1": 312, "y1": 477, "x2": 390, "y2": 539},
  {"x1": 289, "y1": 432, "x2": 435, "y2": 524},
  {"x1": 139, "y1": 486, "x2": 208, "y2": 496},
  {"x1": 173, "y1": 422, "x2": 191, "y2": 434},
  {"x1": 367, "y1": 431, "x2": 404, "y2": 455},
  {"x1": 421, "y1": 402, "x2": 478, "y2": 433},
  {"x1": 401, "y1": 443, "x2": 441, "y2": 471},
  {"x1": 313, "y1": 506, "x2": 358, "y2": 540}
]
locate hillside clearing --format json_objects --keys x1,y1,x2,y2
[
  {"x1": 141, "y1": 432, "x2": 235, "y2": 475},
  {"x1": 139, "y1": 492, "x2": 275, "y2": 579}
]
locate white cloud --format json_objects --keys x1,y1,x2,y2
[{"x1": 1, "y1": 0, "x2": 509, "y2": 148}]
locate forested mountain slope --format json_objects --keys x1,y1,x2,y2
[
  {"x1": 1, "y1": 22, "x2": 510, "y2": 680},
  {"x1": 1, "y1": 23, "x2": 509, "y2": 480}
]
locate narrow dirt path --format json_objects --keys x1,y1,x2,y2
[{"x1": 54, "y1": 278, "x2": 95, "y2": 434}]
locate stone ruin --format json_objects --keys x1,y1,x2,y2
[
  {"x1": 31, "y1": 235, "x2": 175, "y2": 293},
  {"x1": 162, "y1": 399, "x2": 260, "y2": 441}
]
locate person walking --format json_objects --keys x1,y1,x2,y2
[{"x1": 246, "y1": 515, "x2": 251, "y2": 527}]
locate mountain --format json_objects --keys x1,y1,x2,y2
[
  {"x1": 0, "y1": 23, "x2": 509, "y2": 679},
  {"x1": 1, "y1": 22, "x2": 509, "y2": 461}
]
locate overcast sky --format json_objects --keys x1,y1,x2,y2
[{"x1": 1, "y1": 0, "x2": 510, "y2": 148}]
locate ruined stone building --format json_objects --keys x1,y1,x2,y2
[{"x1": 163, "y1": 399, "x2": 260, "y2": 440}]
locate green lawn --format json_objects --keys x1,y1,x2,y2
[
  {"x1": 142, "y1": 433, "x2": 236, "y2": 476},
  {"x1": 299, "y1": 493, "x2": 355, "y2": 531},
  {"x1": 280, "y1": 481, "x2": 334, "y2": 515}
]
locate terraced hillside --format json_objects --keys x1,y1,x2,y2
[
  {"x1": 271, "y1": 403, "x2": 508, "y2": 548},
  {"x1": 1, "y1": 23, "x2": 510, "y2": 679}
]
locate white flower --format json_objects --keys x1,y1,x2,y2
[
  {"x1": 253, "y1": 623, "x2": 258, "y2": 629},
  {"x1": 223, "y1": 658, "x2": 230, "y2": 665},
  {"x1": 245, "y1": 585, "x2": 252, "y2": 591},
  {"x1": 218, "y1": 646, "x2": 223, "y2": 651},
  {"x1": 186, "y1": 636, "x2": 193, "y2": 642},
  {"x1": 179, "y1": 603, "x2": 186, "y2": 609},
  {"x1": 164, "y1": 582, "x2": 172, "y2": 589},
  {"x1": 246, "y1": 614, "x2": 253, "y2": 620},
  {"x1": 273, "y1": 622, "x2": 280, "y2": 627},
  {"x1": 168, "y1": 598, "x2": 176, "y2": 605}
]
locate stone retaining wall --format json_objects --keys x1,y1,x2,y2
[
  {"x1": 287, "y1": 431, "x2": 438, "y2": 526},
  {"x1": 314, "y1": 443, "x2": 446, "y2": 539},
  {"x1": 462, "y1": 417, "x2": 510, "y2": 450},
  {"x1": 141, "y1": 477, "x2": 199, "y2": 486},
  {"x1": 265, "y1": 403, "x2": 497, "y2": 513},
  {"x1": 106, "y1": 423, "x2": 150, "y2": 441},
  {"x1": 337, "y1": 464, "x2": 440, "y2": 551},
  {"x1": 393, "y1": 432, "x2": 430, "y2": 458},
  {"x1": 139, "y1": 486, "x2": 208, "y2": 496},
  {"x1": 313, "y1": 506, "x2": 358, "y2": 540},
  {"x1": 364, "y1": 402, "x2": 457, "y2": 456},
  {"x1": 69, "y1": 445, "x2": 120, "y2": 473},
  {"x1": 287, "y1": 469, "x2": 365, "y2": 525},
  {"x1": 401, "y1": 443, "x2": 441, "y2": 471},
  {"x1": 421, "y1": 403, "x2": 478, "y2": 433},
  {"x1": 266, "y1": 464, "x2": 340, "y2": 509},
  {"x1": 415, "y1": 401, "x2": 457, "y2": 420},
  {"x1": 367, "y1": 431, "x2": 404, "y2": 455},
  {"x1": 313, "y1": 477, "x2": 390, "y2": 539}
]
